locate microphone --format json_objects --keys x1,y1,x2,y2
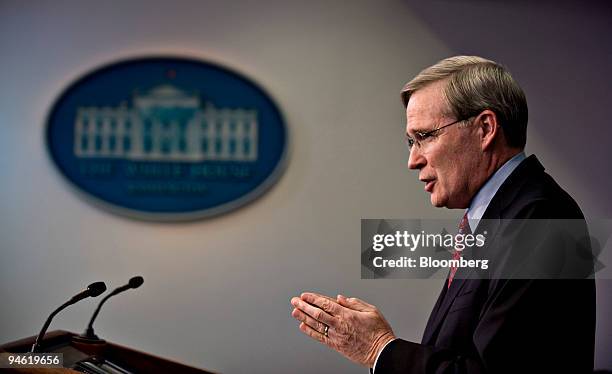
[
  {"x1": 31, "y1": 282, "x2": 106, "y2": 352},
  {"x1": 80, "y1": 276, "x2": 144, "y2": 341}
]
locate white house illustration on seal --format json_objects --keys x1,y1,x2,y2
[{"x1": 74, "y1": 85, "x2": 258, "y2": 162}]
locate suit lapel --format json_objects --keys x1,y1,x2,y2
[
  {"x1": 421, "y1": 277, "x2": 448, "y2": 344},
  {"x1": 421, "y1": 263, "x2": 472, "y2": 344}
]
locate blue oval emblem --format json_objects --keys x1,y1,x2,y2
[{"x1": 46, "y1": 57, "x2": 288, "y2": 220}]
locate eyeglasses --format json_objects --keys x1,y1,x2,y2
[{"x1": 405, "y1": 116, "x2": 473, "y2": 151}]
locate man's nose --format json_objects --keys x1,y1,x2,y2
[{"x1": 407, "y1": 147, "x2": 426, "y2": 170}]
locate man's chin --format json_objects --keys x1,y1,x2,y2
[
  {"x1": 431, "y1": 195, "x2": 470, "y2": 209},
  {"x1": 430, "y1": 194, "x2": 447, "y2": 208}
]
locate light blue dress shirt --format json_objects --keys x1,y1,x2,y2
[{"x1": 466, "y1": 151, "x2": 526, "y2": 232}]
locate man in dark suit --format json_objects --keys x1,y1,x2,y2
[{"x1": 290, "y1": 56, "x2": 595, "y2": 373}]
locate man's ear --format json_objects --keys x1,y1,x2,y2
[{"x1": 477, "y1": 110, "x2": 499, "y2": 151}]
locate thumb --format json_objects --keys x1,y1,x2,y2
[{"x1": 337, "y1": 294, "x2": 373, "y2": 312}]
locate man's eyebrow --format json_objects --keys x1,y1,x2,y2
[
  {"x1": 406, "y1": 118, "x2": 430, "y2": 135},
  {"x1": 406, "y1": 126, "x2": 428, "y2": 136}
]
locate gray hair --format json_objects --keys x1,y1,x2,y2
[{"x1": 401, "y1": 56, "x2": 528, "y2": 149}]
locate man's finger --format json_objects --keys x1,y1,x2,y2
[
  {"x1": 298, "y1": 321, "x2": 329, "y2": 345},
  {"x1": 292, "y1": 308, "x2": 329, "y2": 335},
  {"x1": 336, "y1": 294, "x2": 374, "y2": 312},
  {"x1": 302, "y1": 292, "x2": 337, "y2": 303},
  {"x1": 291, "y1": 297, "x2": 337, "y2": 327},
  {"x1": 300, "y1": 292, "x2": 343, "y2": 316}
]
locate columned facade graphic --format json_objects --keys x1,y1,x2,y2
[{"x1": 74, "y1": 85, "x2": 258, "y2": 162}]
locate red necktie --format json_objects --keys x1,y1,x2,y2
[{"x1": 448, "y1": 212, "x2": 471, "y2": 289}]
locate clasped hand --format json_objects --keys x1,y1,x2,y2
[{"x1": 290, "y1": 292, "x2": 396, "y2": 368}]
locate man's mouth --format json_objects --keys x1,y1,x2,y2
[
  {"x1": 425, "y1": 180, "x2": 435, "y2": 192},
  {"x1": 421, "y1": 179, "x2": 435, "y2": 193}
]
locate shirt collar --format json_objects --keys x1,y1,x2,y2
[{"x1": 466, "y1": 151, "x2": 526, "y2": 232}]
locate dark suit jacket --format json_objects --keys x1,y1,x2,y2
[{"x1": 375, "y1": 155, "x2": 596, "y2": 374}]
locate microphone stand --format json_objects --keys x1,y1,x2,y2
[
  {"x1": 74, "y1": 291, "x2": 120, "y2": 343},
  {"x1": 74, "y1": 276, "x2": 144, "y2": 344},
  {"x1": 31, "y1": 282, "x2": 106, "y2": 352},
  {"x1": 31, "y1": 299, "x2": 74, "y2": 352}
]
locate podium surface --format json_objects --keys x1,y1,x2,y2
[{"x1": 0, "y1": 330, "x2": 216, "y2": 374}]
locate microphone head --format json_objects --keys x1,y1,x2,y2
[
  {"x1": 128, "y1": 276, "x2": 144, "y2": 289},
  {"x1": 87, "y1": 282, "x2": 107, "y2": 297}
]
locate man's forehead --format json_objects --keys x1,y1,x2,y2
[{"x1": 405, "y1": 81, "x2": 449, "y2": 132}]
